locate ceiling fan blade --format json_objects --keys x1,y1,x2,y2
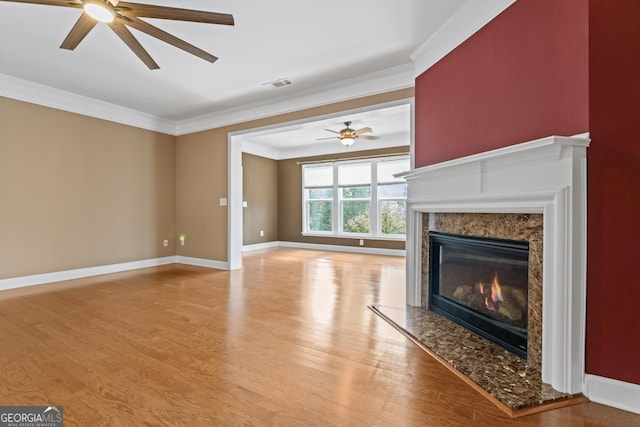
[
  {"x1": 60, "y1": 12, "x2": 97, "y2": 50},
  {"x1": 107, "y1": 21, "x2": 159, "y2": 69},
  {"x1": 359, "y1": 135, "x2": 380, "y2": 140},
  {"x1": 107, "y1": 0, "x2": 119, "y2": 5},
  {"x1": 355, "y1": 127, "x2": 372, "y2": 135},
  {"x1": 123, "y1": 16, "x2": 217, "y2": 63},
  {"x1": 117, "y1": 2, "x2": 234, "y2": 25},
  {"x1": 323, "y1": 129, "x2": 341, "y2": 134},
  {"x1": 0, "y1": 0, "x2": 81, "y2": 8},
  {"x1": 316, "y1": 137, "x2": 338, "y2": 141}
]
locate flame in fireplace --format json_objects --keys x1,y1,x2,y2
[{"x1": 485, "y1": 272, "x2": 504, "y2": 312}]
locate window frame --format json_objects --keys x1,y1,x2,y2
[{"x1": 302, "y1": 156, "x2": 409, "y2": 241}]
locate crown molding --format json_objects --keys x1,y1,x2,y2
[
  {"x1": 240, "y1": 137, "x2": 410, "y2": 162},
  {"x1": 276, "y1": 134, "x2": 410, "y2": 160},
  {"x1": 0, "y1": 73, "x2": 177, "y2": 135},
  {"x1": 241, "y1": 140, "x2": 280, "y2": 160},
  {"x1": 411, "y1": 0, "x2": 516, "y2": 77},
  {"x1": 1, "y1": 63, "x2": 414, "y2": 137},
  {"x1": 175, "y1": 63, "x2": 415, "y2": 136}
]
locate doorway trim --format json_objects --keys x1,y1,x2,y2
[{"x1": 227, "y1": 98, "x2": 415, "y2": 270}]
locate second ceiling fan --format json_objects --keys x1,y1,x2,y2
[
  {"x1": 318, "y1": 121, "x2": 380, "y2": 147},
  {"x1": 1, "y1": 0, "x2": 234, "y2": 69}
]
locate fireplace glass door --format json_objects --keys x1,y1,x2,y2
[{"x1": 428, "y1": 232, "x2": 529, "y2": 358}]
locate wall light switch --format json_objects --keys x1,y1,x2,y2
[
  {"x1": 163, "y1": 240, "x2": 169, "y2": 247},
  {"x1": 242, "y1": 201, "x2": 248, "y2": 208},
  {"x1": 219, "y1": 198, "x2": 228, "y2": 206},
  {"x1": 260, "y1": 230, "x2": 264, "y2": 237}
]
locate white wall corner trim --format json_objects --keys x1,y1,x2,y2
[
  {"x1": 584, "y1": 375, "x2": 640, "y2": 415},
  {"x1": 0, "y1": 73, "x2": 176, "y2": 135},
  {"x1": 175, "y1": 63, "x2": 415, "y2": 135},
  {"x1": 278, "y1": 241, "x2": 405, "y2": 257},
  {"x1": 0, "y1": 257, "x2": 177, "y2": 292},
  {"x1": 242, "y1": 241, "x2": 280, "y2": 252},
  {"x1": 402, "y1": 135, "x2": 590, "y2": 395},
  {"x1": 410, "y1": 0, "x2": 517, "y2": 77},
  {"x1": 175, "y1": 256, "x2": 230, "y2": 270},
  {"x1": 228, "y1": 134, "x2": 244, "y2": 270}
]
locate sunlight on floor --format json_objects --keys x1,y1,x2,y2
[{"x1": 378, "y1": 264, "x2": 406, "y2": 307}]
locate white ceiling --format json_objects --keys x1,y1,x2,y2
[
  {"x1": 0, "y1": 0, "x2": 468, "y2": 122},
  {"x1": 0, "y1": 0, "x2": 516, "y2": 154}
]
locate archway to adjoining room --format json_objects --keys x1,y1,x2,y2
[{"x1": 227, "y1": 98, "x2": 414, "y2": 270}]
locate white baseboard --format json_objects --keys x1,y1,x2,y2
[
  {"x1": 584, "y1": 374, "x2": 640, "y2": 414},
  {"x1": 242, "y1": 241, "x2": 280, "y2": 252},
  {"x1": 0, "y1": 244, "x2": 395, "y2": 293},
  {"x1": 0, "y1": 255, "x2": 232, "y2": 292},
  {"x1": 0, "y1": 256, "x2": 177, "y2": 292},
  {"x1": 277, "y1": 241, "x2": 405, "y2": 257},
  {"x1": 175, "y1": 256, "x2": 229, "y2": 270}
]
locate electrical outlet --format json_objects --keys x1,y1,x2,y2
[
  {"x1": 260, "y1": 230, "x2": 264, "y2": 237},
  {"x1": 359, "y1": 239, "x2": 364, "y2": 246},
  {"x1": 163, "y1": 240, "x2": 169, "y2": 247}
]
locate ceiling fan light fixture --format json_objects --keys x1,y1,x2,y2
[
  {"x1": 83, "y1": 0, "x2": 115, "y2": 22},
  {"x1": 340, "y1": 135, "x2": 356, "y2": 147}
]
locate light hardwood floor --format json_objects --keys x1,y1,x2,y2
[{"x1": 0, "y1": 248, "x2": 638, "y2": 426}]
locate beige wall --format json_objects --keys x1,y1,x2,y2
[
  {"x1": 176, "y1": 88, "x2": 413, "y2": 261},
  {"x1": 2, "y1": 88, "x2": 411, "y2": 279},
  {"x1": 0, "y1": 97, "x2": 176, "y2": 279},
  {"x1": 175, "y1": 128, "x2": 228, "y2": 261},
  {"x1": 243, "y1": 153, "x2": 278, "y2": 245},
  {"x1": 278, "y1": 147, "x2": 408, "y2": 250}
]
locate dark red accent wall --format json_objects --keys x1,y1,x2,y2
[
  {"x1": 414, "y1": 0, "x2": 640, "y2": 385},
  {"x1": 414, "y1": 0, "x2": 588, "y2": 167},
  {"x1": 586, "y1": 0, "x2": 640, "y2": 385}
]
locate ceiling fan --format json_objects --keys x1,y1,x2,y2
[
  {"x1": 0, "y1": 0, "x2": 234, "y2": 69},
  {"x1": 317, "y1": 121, "x2": 380, "y2": 147}
]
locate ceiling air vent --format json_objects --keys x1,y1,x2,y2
[{"x1": 262, "y1": 78, "x2": 292, "y2": 88}]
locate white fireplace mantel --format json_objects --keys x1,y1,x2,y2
[{"x1": 401, "y1": 135, "x2": 589, "y2": 395}]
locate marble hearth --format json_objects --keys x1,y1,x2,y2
[{"x1": 399, "y1": 136, "x2": 590, "y2": 401}]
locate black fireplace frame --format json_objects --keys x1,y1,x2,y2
[{"x1": 428, "y1": 231, "x2": 529, "y2": 359}]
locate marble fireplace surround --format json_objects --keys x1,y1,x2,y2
[{"x1": 401, "y1": 135, "x2": 589, "y2": 395}]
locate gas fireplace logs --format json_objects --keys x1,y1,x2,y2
[{"x1": 452, "y1": 272, "x2": 527, "y2": 326}]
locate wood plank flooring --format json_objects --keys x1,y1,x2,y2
[{"x1": 0, "y1": 248, "x2": 638, "y2": 426}]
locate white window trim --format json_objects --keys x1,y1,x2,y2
[{"x1": 302, "y1": 156, "x2": 408, "y2": 240}]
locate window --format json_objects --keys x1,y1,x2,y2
[
  {"x1": 302, "y1": 156, "x2": 410, "y2": 239},
  {"x1": 304, "y1": 165, "x2": 333, "y2": 232},
  {"x1": 339, "y1": 162, "x2": 371, "y2": 234},
  {"x1": 377, "y1": 159, "x2": 408, "y2": 236}
]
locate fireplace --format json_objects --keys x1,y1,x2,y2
[
  {"x1": 428, "y1": 231, "x2": 529, "y2": 358},
  {"x1": 401, "y1": 136, "x2": 589, "y2": 394}
]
